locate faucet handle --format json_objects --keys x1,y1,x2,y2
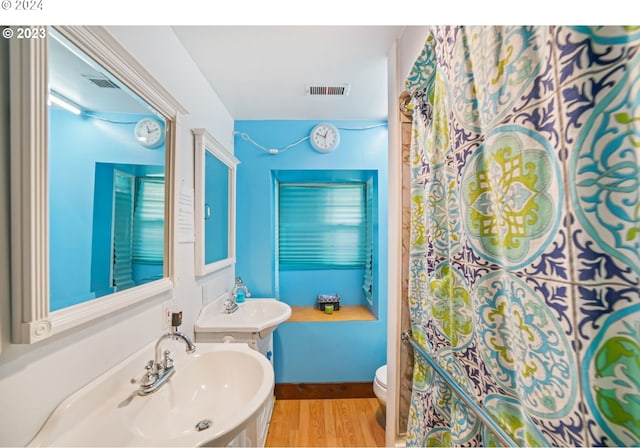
[
  {"x1": 132, "y1": 360, "x2": 157, "y2": 387},
  {"x1": 223, "y1": 297, "x2": 239, "y2": 314},
  {"x1": 163, "y1": 350, "x2": 173, "y2": 369}
]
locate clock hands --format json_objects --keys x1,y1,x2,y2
[
  {"x1": 136, "y1": 118, "x2": 164, "y2": 148},
  {"x1": 310, "y1": 123, "x2": 339, "y2": 152},
  {"x1": 145, "y1": 124, "x2": 160, "y2": 140},
  {"x1": 316, "y1": 129, "x2": 329, "y2": 145}
]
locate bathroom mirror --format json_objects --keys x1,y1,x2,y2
[
  {"x1": 193, "y1": 128, "x2": 238, "y2": 276},
  {"x1": 9, "y1": 26, "x2": 187, "y2": 343}
]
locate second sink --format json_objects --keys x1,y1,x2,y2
[{"x1": 195, "y1": 298, "x2": 292, "y2": 339}]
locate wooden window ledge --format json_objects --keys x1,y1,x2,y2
[{"x1": 287, "y1": 305, "x2": 376, "y2": 322}]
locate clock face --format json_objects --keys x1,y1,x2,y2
[
  {"x1": 135, "y1": 118, "x2": 164, "y2": 148},
  {"x1": 310, "y1": 123, "x2": 340, "y2": 153}
]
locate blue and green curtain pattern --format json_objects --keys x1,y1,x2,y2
[{"x1": 404, "y1": 26, "x2": 640, "y2": 447}]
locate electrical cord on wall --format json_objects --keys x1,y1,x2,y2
[
  {"x1": 233, "y1": 123, "x2": 387, "y2": 155},
  {"x1": 233, "y1": 131, "x2": 308, "y2": 155}
]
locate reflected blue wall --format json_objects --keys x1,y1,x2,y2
[
  {"x1": 49, "y1": 108, "x2": 164, "y2": 310},
  {"x1": 235, "y1": 120, "x2": 388, "y2": 383},
  {"x1": 205, "y1": 151, "x2": 229, "y2": 264}
]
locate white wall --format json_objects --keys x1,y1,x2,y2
[
  {"x1": 0, "y1": 26, "x2": 234, "y2": 446},
  {"x1": 385, "y1": 25, "x2": 428, "y2": 447},
  {"x1": 397, "y1": 27, "x2": 429, "y2": 91}
]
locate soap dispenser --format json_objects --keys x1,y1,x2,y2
[{"x1": 233, "y1": 277, "x2": 250, "y2": 304}]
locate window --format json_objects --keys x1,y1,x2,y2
[
  {"x1": 278, "y1": 183, "x2": 367, "y2": 270},
  {"x1": 112, "y1": 171, "x2": 135, "y2": 290},
  {"x1": 111, "y1": 175, "x2": 164, "y2": 290},
  {"x1": 132, "y1": 177, "x2": 165, "y2": 264}
]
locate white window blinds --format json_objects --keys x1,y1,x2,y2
[
  {"x1": 132, "y1": 177, "x2": 164, "y2": 264},
  {"x1": 278, "y1": 183, "x2": 366, "y2": 269}
]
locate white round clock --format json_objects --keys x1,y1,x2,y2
[
  {"x1": 310, "y1": 123, "x2": 340, "y2": 153},
  {"x1": 134, "y1": 117, "x2": 164, "y2": 148}
]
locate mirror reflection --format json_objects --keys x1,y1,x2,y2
[
  {"x1": 204, "y1": 150, "x2": 230, "y2": 264},
  {"x1": 48, "y1": 29, "x2": 167, "y2": 311}
]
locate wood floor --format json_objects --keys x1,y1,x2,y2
[{"x1": 265, "y1": 398, "x2": 386, "y2": 447}]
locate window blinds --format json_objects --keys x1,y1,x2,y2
[
  {"x1": 112, "y1": 171, "x2": 136, "y2": 289},
  {"x1": 363, "y1": 178, "x2": 374, "y2": 304},
  {"x1": 278, "y1": 183, "x2": 366, "y2": 269},
  {"x1": 132, "y1": 177, "x2": 165, "y2": 264}
]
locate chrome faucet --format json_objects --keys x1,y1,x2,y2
[
  {"x1": 134, "y1": 313, "x2": 196, "y2": 396},
  {"x1": 154, "y1": 330, "x2": 196, "y2": 369},
  {"x1": 222, "y1": 296, "x2": 239, "y2": 314}
]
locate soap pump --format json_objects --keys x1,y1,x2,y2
[{"x1": 232, "y1": 277, "x2": 250, "y2": 304}]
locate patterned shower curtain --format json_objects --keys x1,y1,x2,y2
[{"x1": 404, "y1": 26, "x2": 639, "y2": 447}]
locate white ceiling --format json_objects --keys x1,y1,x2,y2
[
  {"x1": 48, "y1": 26, "x2": 406, "y2": 121},
  {"x1": 49, "y1": 29, "x2": 159, "y2": 116},
  {"x1": 171, "y1": 26, "x2": 406, "y2": 121}
]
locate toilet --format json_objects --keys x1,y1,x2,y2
[
  {"x1": 373, "y1": 364, "x2": 387, "y2": 428},
  {"x1": 373, "y1": 364, "x2": 387, "y2": 406}
]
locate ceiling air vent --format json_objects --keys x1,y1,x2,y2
[
  {"x1": 306, "y1": 83, "x2": 350, "y2": 96},
  {"x1": 83, "y1": 75, "x2": 120, "y2": 89}
]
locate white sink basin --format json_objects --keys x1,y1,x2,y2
[
  {"x1": 195, "y1": 298, "x2": 292, "y2": 338},
  {"x1": 29, "y1": 342, "x2": 274, "y2": 447}
]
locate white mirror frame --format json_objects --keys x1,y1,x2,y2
[
  {"x1": 9, "y1": 26, "x2": 187, "y2": 344},
  {"x1": 193, "y1": 128, "x2": 238, "y2": 277}
]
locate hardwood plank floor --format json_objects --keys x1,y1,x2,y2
[{"x1": 265, "y1": 398, "x2": 386, "y2": 447}]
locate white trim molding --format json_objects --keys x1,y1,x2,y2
[
  {"x1": 10, "y1": 30, "x2": 50, "y2": 343},
  {"x1": 192, "y1": 128, "x2": 239, "y2": 277}
]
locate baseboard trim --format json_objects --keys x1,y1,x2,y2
[{"x1": 275, "y1": 382, "x2": 376, "y2": 400}]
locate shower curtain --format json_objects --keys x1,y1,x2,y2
[{"x1": 404, "y1": 26, "x2": 639, "y2": 447}]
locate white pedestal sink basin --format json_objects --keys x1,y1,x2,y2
[
  {"x1": 195, "y1": 298, "x2": 292, "y2": 339},
  {"x1": 29, "y1": 341, "x2": 274, "y2": 447}
]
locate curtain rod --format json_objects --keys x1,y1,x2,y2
[{"x1": 402, "y1": 331, "x2": 518, "y2": 447}]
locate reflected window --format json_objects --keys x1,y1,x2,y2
[
  {"x1": 132, "y1": 177, "x2": 165, "y2": 267},
  {"x1": 111, "y1": 170, "x2": 135, "y2": 292}
]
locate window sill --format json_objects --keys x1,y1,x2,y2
[{"x1": 288, "y1": 305, "x2": 376, "y2": 322}]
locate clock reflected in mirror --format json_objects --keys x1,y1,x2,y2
[
  {"x1": 135, "y1": 117, "x2": 165, "y2": 148},
  {"x1": 310, "y1": 122, "x2": 340, "y2": 153}
]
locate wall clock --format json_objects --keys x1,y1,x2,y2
[
  {"x1": 310, "y1": 123, "x2": 340, "y2": 153},
  {"x1": 134, "y1": 117, "x2": 164, "y2": 148}
]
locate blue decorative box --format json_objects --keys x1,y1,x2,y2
[{"x1": 316, "y1": 293, "x2": 340, "y2": 311}]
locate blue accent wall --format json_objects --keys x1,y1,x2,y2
[
  {"x1": 279, "y1": 269, "x2": 365, "y2": 307},
  {"x1": 49, "y1": 108, "x2": 164, "y2": 310},
  {"x1": 235, "y1": 120, "x2": 388, "y2": 383}
]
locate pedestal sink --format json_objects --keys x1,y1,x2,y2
[
  {"x1": 195, "y1": 298, "x2": 292, "y2": 339},
  {"x1": 192, "y1": 297, "x2": 291, "y2": 446},
  {"x1": 29, "y1": 342, "x2": 274, "y2": 447}
]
